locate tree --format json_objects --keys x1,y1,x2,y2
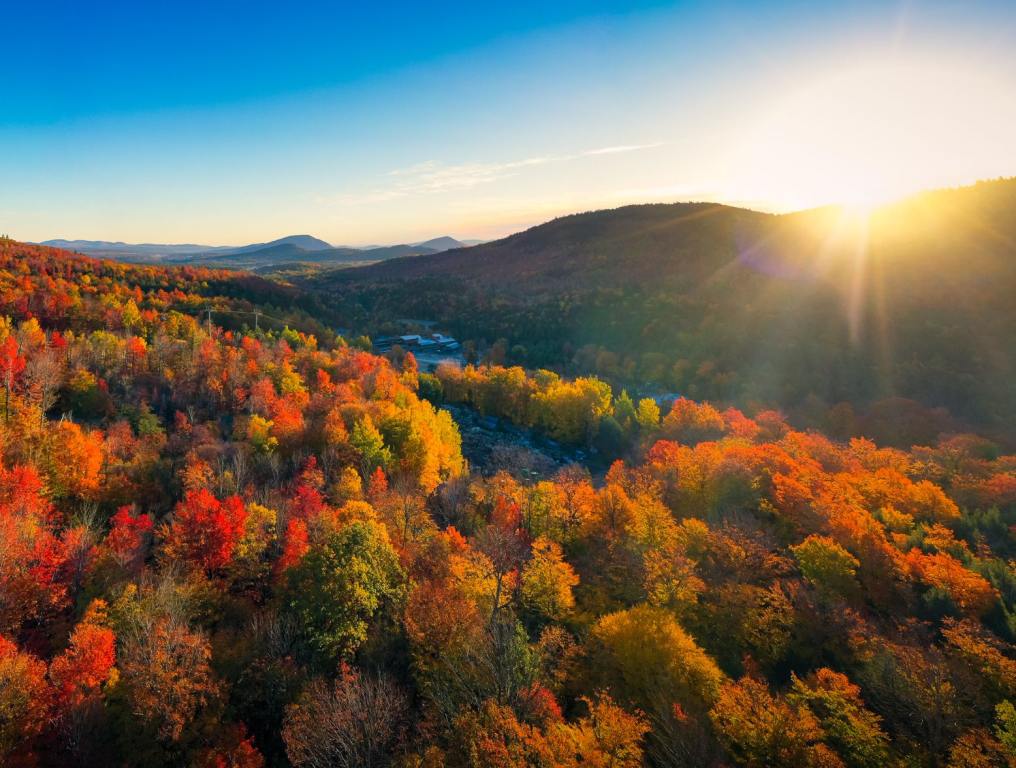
[
  {"x1": 475, "y1": 497, "x2": 529, "y2": 621},
  {"x1": 49, "y1": 601, "x2": 117, "y2": 710},
  {"x1": 660, "y1": 397, "x2": 726, "y2": 444},
  {"x1": 788, "y1": 669, "x2": 890, "y2": 768},
  {"x1": 544, "y1": 693, "x2": 652, "y2": 768},
  {"x1": 531, "y1": 376, "x2": 612, "y2": 445},
  {"x1": 521, "y1": 536, "x2": 579, "y2": 621},
  {"x1": 0, "y1": 335, "x2": 25, "y2": 424},
  {"x1": 193, "y1": 725, "x2": 265, "y2": 768},
  {"x1": 792, "y1": 535, "x2": 860, "y2": 599},
  {"x1": 448, "y1": 692, "x2": 650, "y2": 768},
  {"x1": 105, "y1": 506, "x2": 154, "y2": 572},
  {"x1": 117, "y1": 616, "x2": 218, "y2": 744},
  {"x1": 350, "y1": 416, "x2": 392, "y2": 476},
  {"x1": 284, "y1": 519, "x2": 404, "y2": 662},
  {"x1": 905, "y1": 549, "x2": 998, "y2": 616},
  {"x1": 588, "y1": 605, "x2": 725, "y2": 729},
  {"x1": 710, "y1": 676, "x2": 840, "y2": 768},
  {"x1": 283, "y1": 666, "x2": 407, "y2": 768},
  {"x1": 946, "y1": 728, "x2": 1013, "y2": 768},
  {"x1": 163, "y1": 488, "x2": 248, "y2": 574},
  {"x1": 637, "y1": 397, "x2": 661, "y2": 432},
  {"x1": 995, "y1": 700, "x2": 1016, "y2": 755},
  {"x1": 0, "y1": 635, "x2": 49, "y2": 764},
  {"x1": 48, "y1": 420, "x2": 104, "y2": 500}
]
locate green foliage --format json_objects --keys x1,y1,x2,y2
[
  {"x1": 285, "y1": 519, "x2": 405, "y2": 663},
  {"x1": 791, "y1": 534, "x2": 860, "y2": 598},
  {"x1": 996, "y1": 700, "x2": 1016, "y2": 754},
  {"x1": 350, "y1": 415, "x2": 392, "y2": 475},
  {"x1": 418, "y1": 372, "x2": 443, "y2": 403}
]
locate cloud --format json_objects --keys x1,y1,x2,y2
[
  {"x1": 320, "y1": 142, "x2": 663, "y2": 207},
  {"x1": 581, "y1": 142, "x2": 664, "y2": 156}
]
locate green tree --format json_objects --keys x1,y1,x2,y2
[
  {"x1": 636, "y1": 397, "x2": 661, "y2": 432},
  {"x1": 285, "y1": 519, "x2": 405, "y2": 662},
  {"x1": 350, "y1": 415, "x2": 392, "y2": 476},
  {"x1": 792, "y1": 534, "x2": 860, "y2": 598}
]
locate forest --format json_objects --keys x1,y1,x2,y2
[{"x1": 1, "y1": 238, "x2": 1015, "y2": 767}]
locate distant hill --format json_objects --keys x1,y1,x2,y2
[
  {"x1": 40, "y1": 239, "x2": 227, "y2": 262},
  {"x1": 42, "y1": 233, "x2": 467, "y2": 269},
  {"x1": 42, "y1": 238, "x2": 217, "y2": 254},
  {"x1": 37, "y1": 235, "x2": 337, "y2": 264},
  {"x1": 412, "y1": 236, "x2": 469, "y2": 251},
  {"x1": 182, "y1": 234, "x2": 333, "y2": 260},
  {"x1": 313, "y1": 179, "x2": 1016, "y2": 439}
]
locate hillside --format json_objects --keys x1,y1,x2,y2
[
  {"x1": 344, "y1": 202, "x2": 771, "y2": 288},
  {"x1": 312, "y1": 179, "x2": 1016, "y2": 439},
  {"x1": 328, "y1": 180, "x2": 1016, "y2": 293}
]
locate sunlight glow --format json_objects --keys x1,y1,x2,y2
[{"x1": 722, "y1": 56, "x2": 1016, "y2": 212}]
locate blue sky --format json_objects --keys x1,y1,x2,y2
[{"x1": 3, "y1": 0, "x2": 1016, "y2": 245}]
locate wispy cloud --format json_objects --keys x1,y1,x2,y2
[
  {"x1": 320, "y1": 143, "x2": 663, "y2": 207},
  {"x1": 581, "y1": 142, "x2": 663, "y2": 156}
]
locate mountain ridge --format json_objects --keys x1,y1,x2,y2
[
  {"x1": 38, "y1": 233, "x2": 473, "y2": 267},
  {"x1": 308, "y1": 178, "x2": 1016, "y2": 436}
]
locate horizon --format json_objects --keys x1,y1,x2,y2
[
  {"x1": 28, "y1": 175, "x2": 1016, "y2": 251},
  {"x1": 3, "y1": 1, "x2": 1016, "y2": 245}
]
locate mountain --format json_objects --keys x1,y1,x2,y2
[
  {"x1": 40, "y1": 233, "x2": 468, "y2": 268},
  {"x1": 37, "y1": 235, "x2": 335, "y2": 264},
  {"x1": 41, "y1": 239, "x2": 218, "y2": 254},
  {"x1": 311, "y1": 178, "x2": 1016, "y2": 439},
  {"x1": 412, "y1": 236, "x2": 469, "y2": 251},
  {"x1": 184, "y1": 234, "x2": 333, "y2": 259}
]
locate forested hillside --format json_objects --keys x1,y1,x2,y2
[
  {"x1": 313, "y1": 179, "x2": 1016, "y2": 441},
  {"x1": 0, "y1": 239, "x2": 1015, "y2": 767}
]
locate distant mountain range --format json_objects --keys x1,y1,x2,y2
[{"x1": 40, "y1": 234, "x2": 479, "y2": 267}]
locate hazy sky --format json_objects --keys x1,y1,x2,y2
[{"x1": 3, "y1": 0, "x2": 1016, "y2": 246}]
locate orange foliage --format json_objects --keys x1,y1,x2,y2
[{"x1": 905, "y1": 550, "x2": 998, "y2": 616}]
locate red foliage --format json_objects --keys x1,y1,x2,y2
[
  {"x1": 277, "y1": 518, "x2": 310, "y2": 573},
  {"x1": 165, "y1": 488, "x2": 248, "y2": 573},
  {"x1": 49, "y1": 617, "x2": 116, "y2": 709},
  {"x1": 105, "y1": 506, "x2": 154, "y2": 570}
]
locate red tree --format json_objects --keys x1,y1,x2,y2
[{"x1": 164, "y1": 489, "x2": 247, "y2": 573}]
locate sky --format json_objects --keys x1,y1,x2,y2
[{"x1": 2, "y1": 0, "x2": 1016, "y2": 246}]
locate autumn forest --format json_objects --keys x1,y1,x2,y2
[{"x1": 0, "y1": 233, "x2": 1012, "y2": 768}]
